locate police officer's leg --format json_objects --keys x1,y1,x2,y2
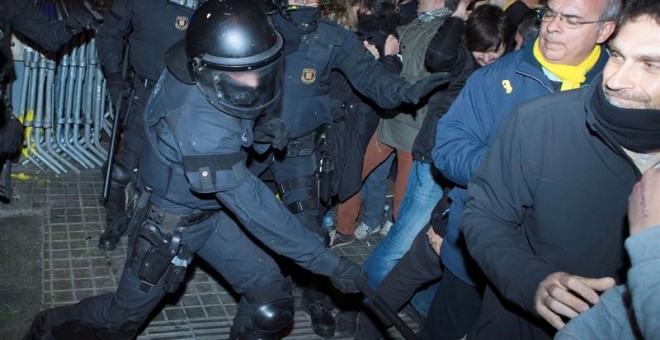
[
  {"x1": 272, "y1": 153, "x2": 336, "y2": 337},
  {"x1": 27, "y1": 210, "x2": 218, "y2": 339},
  {"x1": 99, "y1": 87, "x2": 149, "y2": 251},
  {"x1": 99, "y1": 154, "x2": 136, "y2": 251},
  {"x1": 272, "y1": 152, "x2": 322, "y2": 237},
  {"x1": 196, "y1": 212, "x2": 294, "y2": 339}
]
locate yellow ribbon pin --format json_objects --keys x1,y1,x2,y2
[{"x1": 502, "y1": 80, "x2": 513, "y2": 94}]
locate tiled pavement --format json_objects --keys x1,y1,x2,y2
[{"x1": 0, "y1": 164, "x2": 419, "y2": 339}]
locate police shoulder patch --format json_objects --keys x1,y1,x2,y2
[
  {"x1": 301, "y1": 68, "x2": 316, "y2": 85},
  {"x1": 175, "y1": 16, "x2": 189, "y2": 30}
]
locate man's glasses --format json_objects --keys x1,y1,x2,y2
[{"x1": 535, "y1": 7, "x2": 610, "y2": 29}]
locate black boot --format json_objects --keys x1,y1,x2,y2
[
  {"x1": 24, "y1": 311, "x2": 49, "y2": 340},
  {"x1": 99, "y1": 184, "x2": 128, "y2": 252},
  {"x1": 302, "y1": 298, "x2": 335, "y2": 338}
]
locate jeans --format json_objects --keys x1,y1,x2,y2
[
  {"x1": 362, "y1": 153, "x2": 395, "y2": 228},
  {"x1": 363, "y1": 161, "x2": 443, "y2": 289}
]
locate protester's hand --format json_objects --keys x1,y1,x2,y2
[
  {"x1": 106, "y1": 73, "x2": 131, "y2": 103},
  {"x1": 383, "y1": 34, "x2": 400, "y2": 56},
  {"x1": 396, "y1": 72, "x2": 451, "y2": 105},
  {"x1": 452, "y1": 0, "x2": 470, "y2": 20},
  {"x1": 534, "y1": 271, "x2": 615, "y2": 330},
  {"x1": 364, "y1": 41, "x2": 380, "y2": 59},
  {"x1": 65, "y1": 5, "x2": 97, "y2": 33},
  {"x1": 629, "y1": 169, "x2": 660, "y2": 235},
  {"x1": 329, "y1": 257, "x2": 364, "y2": 294},
  {"x1": 486, "y1": 0, "x2": 508, "y2": 8},
  {"x1": 426, "y1": 226, "x2": 444, "y2": 256},
  {"x1": 253, "y1": 116, "x2": 288, "y2": 151}
]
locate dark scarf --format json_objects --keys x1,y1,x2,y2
[
  {"x1": 591, "y1": 82, "x2": 660, "y2": 153},
  {"x1": 272, "y1": 8, "x2": 320, "y2": 55}
]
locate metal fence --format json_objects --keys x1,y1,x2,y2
[{"x1": 11, "y1": 31, "x2": 114, "y2": 175}]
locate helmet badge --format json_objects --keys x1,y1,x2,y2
[{"x1": 301, "y1": 68, "x2": 316, "y2": 84}]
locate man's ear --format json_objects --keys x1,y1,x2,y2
[{"x1": 596, "y1": 21, "x2": 617, "y2": 44}]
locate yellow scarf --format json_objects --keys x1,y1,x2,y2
[
  {"x1": 533, "y1": 38, "x2": 601, "y2": 91},
  {"x1": 503, "y1": 0, "x2": 517, "y2": 10}
]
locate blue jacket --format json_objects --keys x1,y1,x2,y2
[{"x1": 431, "y1": 41, "x2": 608, "y2": 285}]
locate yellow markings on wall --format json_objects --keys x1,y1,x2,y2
[
  {"x1": 19, "y1": 110, "x2": 35, "y2": 158},
  {"x1": 11, "y1": 172, "x2": 32, "y2": 181}
]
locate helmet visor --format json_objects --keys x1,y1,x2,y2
[{"x1": 194, "y1": 58, "x2": 283, "y2": 119}]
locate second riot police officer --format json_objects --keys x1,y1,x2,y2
[
  {"x1": 96, "y1": 0, "x2": 204, "y2": 252},
  {"x1": 24, "y1": 1, "x2": 362, "y2": 339},
  {"x1": 248, "y1": 0, "x2": 450, "y2": 336}
]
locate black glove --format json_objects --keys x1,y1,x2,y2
[
  {"x1": 253, "y1": 116, "x2": 289, "y2": 151},
  {"x1": 106, "y1": 73, "x2": 131, "y2": 103},
  {"x1": 329, "y1": 257, "x2": 365, "y2": 294},
  {"x1": 64, "y1": 6, "x2": 97, "y2": 33},
  {"x1": 396, "y1": 72, "x2": 452, "y2": 105}
]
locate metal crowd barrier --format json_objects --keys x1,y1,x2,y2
[{"x1": 13, "y1": 32, "x2": 115, "y2": 175}]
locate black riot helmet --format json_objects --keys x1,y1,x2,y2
[
  {"x1": 258, "y1": 0, "x2": 336, "y2": 33},
  {"x1": 168, "y1": 0, "x2": 284, "y2": 119}
]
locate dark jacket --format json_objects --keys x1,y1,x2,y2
[
  {"x1": 1, "y1": 0, "x2": 75, "y2": 81},
  {"x1": 412, "y1": 17, "x2": 476, "y2": 163},
  {"x1": 0, "y1": 0, "x2": 74, "y2": 53},
  {"x1": 329, "y1": 56, "x2": 401, "y2": 201},
  {"x1": 330, "y1": 13, "x2": 403, "y2": 201},
  {"x1": 462, "y1": 81, "x2": 638, "y2": 339}
]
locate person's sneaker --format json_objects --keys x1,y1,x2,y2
[
  {"x1": 329, "y1": 230, "x2": 355, "y2": 248},
  {"x1": 378, "y1": 220, "x2": 394, "y2": 237},
  {"x1": 354, "y1": 222, "x2": 381, "y2": 240}
]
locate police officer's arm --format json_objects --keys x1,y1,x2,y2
[
  {"x1": 335, "y1": 30, "x2": 450, "y2": 109},
  {"x1": 173, "y1": 111, "x2": 341, "y2": 277},
  {"x1": 96, "y1": 0, "x2": 132, "y2": 76},
  {"x1": 5, "y1": 0, "x2": 75, "y2": 52}
]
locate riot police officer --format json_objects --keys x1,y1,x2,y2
[
  {"x1": 247, "y1": 0, "x2": 449, "y2": 336},
  {"x1": 96, "y1": 0, "x2": 202, "y2": 252},
  {"x1": 24, "y1": 1, "x2": 361, "y2": 339}
]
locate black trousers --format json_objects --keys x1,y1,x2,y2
[
  {"x1": 356, "y1": 226, "x2": 443, "y2": 339},
  {"x1": 355, "y1": 225, "x2": 483, "y2": 340},
  {"x1": 419, "y1": 270, "x2": 483, "y2": 339}
]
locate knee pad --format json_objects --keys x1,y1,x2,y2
[{"x1": 238, "y1": 278, "x2": 294, "y2": 339}]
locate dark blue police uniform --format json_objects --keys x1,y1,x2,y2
[
  {"x1": 24, "y1": 2, "x2": 363, "y2": 338},
  {"x1": 250, "y1": 10, "x2": 412, "y2": 234},
  {"x1": 28, "y1": 69, "x2": 344, "y2": 339}
]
